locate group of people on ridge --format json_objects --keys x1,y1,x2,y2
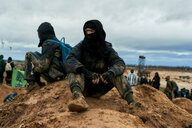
[
  {"x1": 127, "y1": 70, "x2": 160, "y2": 90},
  {"x1": 23, "y1": 20, "x2": 141, "y2": 112},
  {"x1": 0, "y1": 55, "x2": 14, "y2": 85},
  {"x1": 127, "y1": 69, "x2": 192, "y2": 101}
]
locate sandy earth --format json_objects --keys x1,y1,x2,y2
[
  {"x1": 173, "y1": 98, "x2": 192, "y2": 114},
  {"x1": 0, "y1": 75, "x2": 192, "y2": 128},
  {"x1": 0, "y1": 84, "x2": 26, "y2": 105}
]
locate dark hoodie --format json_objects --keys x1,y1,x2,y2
[
  {"x1": 31, "y1": 22, "x2": 65, "y2": 81},
  {"x1": 0, "y1": 55, "x2": 5, "y2": 72},
  {"x1": 152, "y1": 72, "x2": 160, "y2": 89},
  {"x1": 37, "y1": 22, "x2": 59, "y2": 47},
  {"x1": 66, "y1": 20, "x2": 125, "y2": 76}
]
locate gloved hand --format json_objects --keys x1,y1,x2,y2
[
  {"x1": 77, "y1": 67, "x2": 100, "y2": 84},
  {"x1": 100, "y1": 71, "x2": 114, "y2": 84}
]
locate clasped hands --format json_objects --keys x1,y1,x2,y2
[
  {"x1": 77, "y1": 67, "x2": 114, "y2": 85},
  {"x1": 86, "y1": 71, "x2": 114, "y2": 85}
]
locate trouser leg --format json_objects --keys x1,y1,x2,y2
[
  {"x1": 68, "y1": 73, "x2": 89, "y2": 112},
  {"x1": 68, "y1": 73, "x2": 134, "y2": 103},
  {"x1": 68, "y1": 73, "x2": 85, "y2": 93},
  {"x1": 111, "y1": 75, "x2": 135, "y2": 104},
  {"x1": 68, "y1": 73, "x2": 114, "y2": 97},
  {"x1": 164, "y1": 91, "x2": 172, "y2": 101}
]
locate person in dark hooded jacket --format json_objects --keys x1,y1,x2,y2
[
  {"x1": 0, "y1": 55, "x2": 5, "y2": 84},
  {"x1": 24, "y1": 22, "x2": 66, "y2": 92},
  {"x1": 66, "y1": 20, "x2": 141, "y2": 112},
  {"x1": 152, "y1": 72, "x2": 160, "y2": 89}
]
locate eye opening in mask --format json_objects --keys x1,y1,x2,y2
[{"x1": 85, "y1": 28, "x2": 95, "y2": 35}]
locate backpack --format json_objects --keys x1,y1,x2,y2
[
  {"x1": 46, "y1": 37, "x2": 72, "y2": 68},
  {"x1": 5, "y1": 62, "x2": 12, "y2": 71}
]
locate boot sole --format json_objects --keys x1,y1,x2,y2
[{"x1": 68, "y1": 103, "x2": 88, "y2": 112}]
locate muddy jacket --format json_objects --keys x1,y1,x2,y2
[
  {"x1": 33, "y1": 40, "x2": 65, "y2": 80},
  {"x1": 164, "y1": 80, "x2": 177, "y2": 93},
  {"x1": 0, "y1": 56, "x2": 5, "y2": 72},
  {"x1": 65, "y1": 42, "x2": 125, "y2": 76}
]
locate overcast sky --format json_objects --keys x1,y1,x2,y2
[{"x1": 0, "y1": 0, "x2": 192, "y2": 67}]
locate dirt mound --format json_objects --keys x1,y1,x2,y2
[
  {"x1": 0, "y1": 81, "x2": 192, "y2": 128},
  {"x1": 173, "y1": 98, "x2": 192, "y2": 114},
  {"x1": 132, "y1": 85, "x2": 192, "y2": 127}
]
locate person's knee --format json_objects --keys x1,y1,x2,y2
[
  {"x1": 113, "y1": 75, "x2": 133, "y2": 99},
  {"x1": 68, "y1": 73, "x2": 83, "y2": 82},
  {"x1": 25, "y1": 52, "x2": 33, "y2": 59},
  {"x1": 25, "y1": 52, "x2": 29, "y2": 59}
]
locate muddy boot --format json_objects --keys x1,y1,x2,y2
[
  {"x1": 68, "y1": 91, "x2": 89, "y2": 112},
  {"x1": 125, "y1": 93, "x2": 141, "y2": 109}
]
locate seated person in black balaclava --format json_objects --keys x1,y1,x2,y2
[
  {"x1": 65, "y1": 19, "x2": 141, "y2": 112},
  {"x1": 24, "y1": 22, "x2": 66, "y2": 92}
]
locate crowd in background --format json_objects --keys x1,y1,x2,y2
[
  {"x1": 126, "y1": 69, "x2": 192, "y2": 101},
  {"x1": 0, "y1": 55, "x2": 14, "y2": 85}
]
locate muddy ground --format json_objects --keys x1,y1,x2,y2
[{"x1": 0, "y1": 78, "x2": 192, "y2": 128}]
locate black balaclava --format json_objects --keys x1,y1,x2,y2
[
  {"x1": 37, "y1": 22, "x2": 58, "y2": 47},
  {"x1": 82, "y1": 20, "x2": 106, "y2": 57}
]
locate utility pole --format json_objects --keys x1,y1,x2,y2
[
  {"x1": 1, "y1": 40, "x2": 5, "y2": 55},
  {"x1": 10, "y1": 46, "x2": 12, "y2": 58},
  {"x1": 138, "y1": 55, "x2": 146, "y2": 77}
]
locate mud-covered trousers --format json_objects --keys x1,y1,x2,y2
[
  {"x1": 24, "y1": 52, "x2": 42, "y2": 82},
  {"x1": 68, "y1": 73, "x2": 134, "y2": 101},
  {"x1": 164, "y1": 91, "x2": 173, "y2": 101},
  {"x1": 24, "y1": 51, "x2": 55, "y2": 85}
]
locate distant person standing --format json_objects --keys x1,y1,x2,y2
[
  {"x1": 164, "y1": 76, "x2": 178, "y2": 101},
  {"x1": 152, "y1": 72, "x2": 160, "y2": 90},
  {"x1": 5, "y1": 57, "x2": 14, "y2": 85},
  {"x1": 140, "y1": 75, "x2": 148, "y2": 85},
  {"x1": 0, "y1": 55, "x2": 5, "y2": 84},
  {"x1": 127, "y1": 69, "x2": 137, "y2": 86}
]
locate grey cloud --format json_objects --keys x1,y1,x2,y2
[{"x1": 0, "y1": 0, "x2": 192, "y2": 66}]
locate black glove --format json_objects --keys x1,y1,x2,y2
[
  {"x1": 77, "y1": 67, "x2": 99, "y2": 80},
  {"x1": 101, "y1": 71, "x2": 114, "y2": 83}
]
